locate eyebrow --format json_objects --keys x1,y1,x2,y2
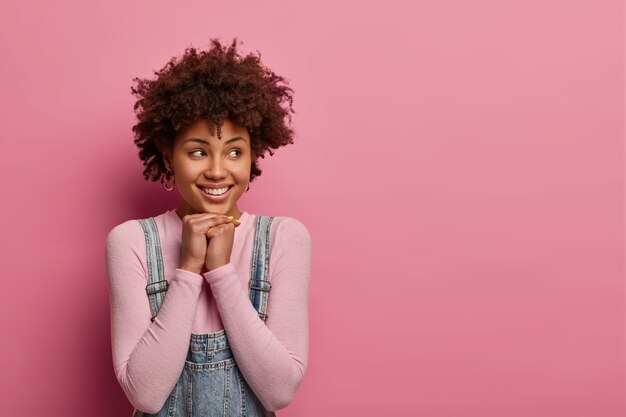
[{"x1": 184, "y1": 136, "x2": 245, "y2": 146}]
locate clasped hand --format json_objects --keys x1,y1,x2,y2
[{"x1": 179, "y1": 212, "x2": 241, "y2": 275}]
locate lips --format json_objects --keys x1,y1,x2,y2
[
  {"x1": 197, "y1": 184, "x2": 233, "y2": 202},
  {"x1": 197, "y1": 183, "x2": 233, "y2": 189}
]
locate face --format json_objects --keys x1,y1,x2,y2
[{"x1": 164, "y1": 118, "x2": 252, "y2": 219}]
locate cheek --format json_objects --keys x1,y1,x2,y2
[
  {"x1": 234, "y1": 158, "x2": 252, "y2": 175},
  {"x1": 175, "y1": 166, "x2": 197, "y2": 180},
  {"x1": 233, "y1": 169, "x2": 250, "y2": 181}
]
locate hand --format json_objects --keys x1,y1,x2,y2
[
  {"x1": 204, "y1": 219, "x2": 237, "y2": 272},
  {"x1": 179, "y1": 212, "x2": 240, "y2": 275}
]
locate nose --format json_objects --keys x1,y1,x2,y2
[{"x1": 204, "y1": 154, "x2": 227, "y2": 179}]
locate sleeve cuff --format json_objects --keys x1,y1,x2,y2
[
  {"x1": 174, "y1": 268, "x2": 205, "y2": 286},
  {"x1": 202, "y1": 262, "x2": 237, "y2": 284}
]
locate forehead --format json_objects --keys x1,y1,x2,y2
[{"x1": 176, "y1": 119, "x2": 249, "y2": 143}]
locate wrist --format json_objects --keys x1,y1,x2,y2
[
  {"x1": 179, "y1": 263, "x2": 203, "y2": 275},
  {"x1": 205, "y1": 266, "x2": 224, "y2": 273},
  {"x1": 205, "y1": 261, "x2": 230, "y2": 273}
]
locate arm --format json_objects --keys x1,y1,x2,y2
[
  {"x1": 203, "y1": 217, "x2": 312, "y2": 412},
  {"x1": 105, "y1": 220, "x2": 204, "y2": 414}
]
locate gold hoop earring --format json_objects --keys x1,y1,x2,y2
[{"x1": 164, "y1": 168, "x2": 175, "y2": 191}]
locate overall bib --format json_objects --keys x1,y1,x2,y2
[{"x1": 134, "y1": 215, "x2": 277, "y2": 417}]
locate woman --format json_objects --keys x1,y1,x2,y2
[{"x1": 105, "y1": 38, "x2": 311, "y2": 417}]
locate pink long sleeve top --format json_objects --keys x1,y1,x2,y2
[{"x1": 104, "y1": 209, "x2": 312, "y2": 414}]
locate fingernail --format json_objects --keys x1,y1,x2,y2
[
  {"x1": 227, "y1": 216, "x2": 234, "y2": 219},
  {"x1": 235, "y1": 219, "x2": 241, "y2": 222}
]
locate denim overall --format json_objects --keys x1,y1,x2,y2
[{"x1": 134, "y1": 215, "x2": 277, "y2": 417}]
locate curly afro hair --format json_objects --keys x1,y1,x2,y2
[{"x1": 130, "y1": 38, "x2": 295, "y2": 187}]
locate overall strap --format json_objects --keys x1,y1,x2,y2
[
  {"x1": 137, "y1": 218, "x2": 169, "y2": 322},
  {"x1": 249, "y1": 215, "x2": 275, "y2": 322}
]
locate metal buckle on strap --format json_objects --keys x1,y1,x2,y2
[
  {"x1": 146, "y1": 280, "x2": 169, "y2": 295},
  {"x1": 249, "y1": 279, "x2": 272, "y2": 292}
]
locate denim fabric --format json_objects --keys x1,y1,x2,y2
[{"x1": 135, "y1": 215, "x2": 276, "y2": 417}]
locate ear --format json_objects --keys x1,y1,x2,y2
[{"x1": 162, "y1": 147, "x2": 173, "y2": 171}]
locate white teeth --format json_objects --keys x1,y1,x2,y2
[{"x1": 202, "y1": 186, "x2": 229, "y2": 196}]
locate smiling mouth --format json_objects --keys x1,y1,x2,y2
[{"x1": 197, "y1": 185, "x2": 233, "y2": 197}]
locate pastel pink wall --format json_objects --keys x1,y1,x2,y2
[{"x1": 0, "y1": 1, "x2": 623, "y2": 416}]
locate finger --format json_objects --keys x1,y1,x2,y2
[
  {"x1": 188, "y1": 215, "x2": 233, "y2": 230},
  {"x1": 204, "y1": 222, "x2": 233, "y2": 238},
  {"x1": 183, "y1": 212, "x2": 228, "y2": 223},
  {"x1": 208, "y1": 221, "x2": 236, "y2": 234},
  {"x1": 186, "y1": 212, "x2": 239, "y2": 223},
  {"x1": 181, "y1": 214, "x2": 240, "y2": 235}
]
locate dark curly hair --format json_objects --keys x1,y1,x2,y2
[{"x1": 130, "y1": 38, "x2": 295, "y2": 186}]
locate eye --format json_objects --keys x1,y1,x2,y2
[
  {"x1": 190, "y1": 150, "x2": 206, "y2": 157},
  {"x1": 228, "y1": 149, "x2": 242, "y2": 158}
]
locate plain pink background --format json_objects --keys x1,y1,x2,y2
[{"x1": 0, "y1": 1, "x2": 623, "y2": 416}]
